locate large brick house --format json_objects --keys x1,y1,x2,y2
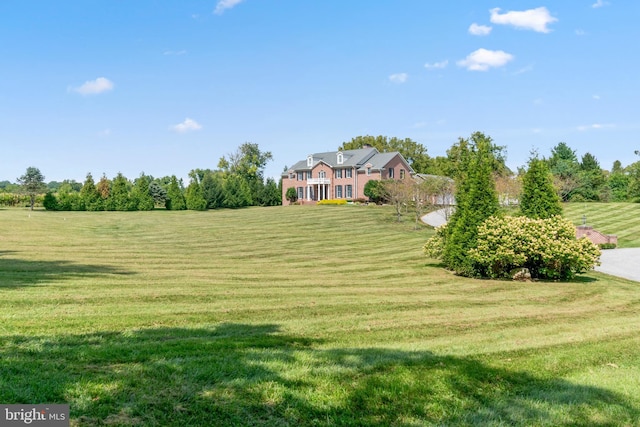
[{"x1": 281, "y1": 146, "x2": 414, "y2": 205}]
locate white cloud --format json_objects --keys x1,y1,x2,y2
[
  {"x1": 575, "y1": 29, "x2": 587, "y2": 36},
  {"x1": 469, "y1": 23, "x2": 492, "y2": 36},
  {"x1": 490, "y1": 7, "x2": 558, "y2": 33},
  {"x1": 592, "y1": 0, "x2": 609, "y2": 8},
  {"x1": 70, "y1": 77, "x2": 114, "y2": 95},
  {"x1": 389, "y1": 73, "x2": 408, "y2": 83},
  {"x1": 577, "y1": 123, "x2": 615, "y2": 131},
  {"x1": 214, "y1": 0, "x2": 244, "y2": 15},
  {"x1": 457, "y1": 48, "x2": 514, "y2": 71},
  {"x1": 513, "y1": 64, "x2": 534, "y2": 75},
  {"x1": 170, "y1": 118, "x2": 202, "y2": 133},
  {"x1": 424, "y1": 60, "x2": 448, "y2": 70}
]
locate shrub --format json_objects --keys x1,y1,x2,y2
[
  {"x1": 317, "y1": 199, "x2": 348, "y2": 205},
  {"x1": 423, "y1": 225, "x2": 447, "y2": 259},
  {"x1": 285, "y1": 187, "x2": 298, "y2": 203},
  {"x1": 599, "y1": 243, "x2": 617, "y2": 250},
  {"x1": 467, "y1": 215, "x2": 601, "y2": 280},
  {"x1": 43, "y1": 192, "x2": 58, "y2": 211}
]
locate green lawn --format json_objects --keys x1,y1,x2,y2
[
  {"x1": 1, "y1": 206, "x2": 639, "y2": 426},
  {"x1": 564, "y1": 202, "x2": 640, "y2": 247}
]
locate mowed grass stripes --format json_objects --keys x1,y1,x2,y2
[
  {"x1": 1, "y1": 206, "x2": 639, "y2": 426},
  {"x1": 564, "y1": 202, "x2": 640, "y2": 247}
]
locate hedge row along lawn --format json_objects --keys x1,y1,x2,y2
[{"x1": 1, "y1": 205, "x2": 639, "y2": 426}]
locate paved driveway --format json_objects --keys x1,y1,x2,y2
[{"x1": 596, "y1": 248, "x2": 640, "y2": 282}]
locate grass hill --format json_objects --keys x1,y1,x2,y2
[
  {"x1": 0, "y1": 206, "x2": 639, "y2": 425},
  {"x1": 564, "y1": 202, "x2": 640, "y2": 247}
]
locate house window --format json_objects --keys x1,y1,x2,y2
[
  {"x1": 366, "y1": 167, "x2": 371, "y2": 176},
  {"x1": 337, "y1": 151, "x2": 344, "y2": 164},
  {"x1": 400, "y1": 169, "x2": 405, "y2": 179},
  {"x1": 335, "y1": 185, "x2": 343, "y2": 198},
  {"x1": 306, "y1": 171, "x2": 312, "y2": 179},
  {"x1": 297, "y1": 187, "x2": 304, "y2": 199},
  {"x1": 335, "y1": 169, "x2": 342, "y2": 179},
  {"x1": 345, "y1": 169, "x2": 352, "y2": 178},
  {"x1": 297, "y1": 172, "x2": 303, "y2": 181},
  {"x1": 388, "y1": 168, "x2": 394, "y2": 179},
  {"x1": 319, "y1": 171, "x2": 326, "y2": 179},
  {"x1": 346, "y1": 185, "x2": 353, "y2": 199}
]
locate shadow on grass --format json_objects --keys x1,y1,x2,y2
[
  {"x1": 1, "y1": 323, "x2": 637, "y2": 426},
  {"x1": 0, "y1": 252, "x2": 133, "y2": 289}
]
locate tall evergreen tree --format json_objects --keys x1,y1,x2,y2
[
  {"x1": 442, "y1": 132, "x2": 500, "y2": 276},
  {"x1": 223, "y1": 174, "x2": 252, "y2": 208},
  {"x1": 109, "y1": 173, "x2": 133, "y2": 211},
  {"x1": 201, "y1": 171, "x2": 225, "y2": 209},
  {"x1": 148, "y1": 182, "x2": 167, "y2": 207},
  {"x1": 547, "y1": 142, "x2": 580, "y2": 201},
  {"x1": 132, "y1": 173, "x2": 155, "y2": 211},
  {"x1": 80, "y1": 172, "x2": 101, "y2": 211},
  {"x1": 520, "y1": 155, "x2": 562, "y2": 219},
  {"x1": 96, "y1": 174, "x2": 111, "y2": 201},
  {"x1": 258, "y1": 177, "x2": 282, "y2": 206},
  {"x1": 166, "y1": 176, "x2": 186, "y2": 210},
  {"x1": 185, "y1": 172, "x2": 207, "y2": 211},
  {"x1": 573, "y1": 152, "x2": 606, "y2": 201}
]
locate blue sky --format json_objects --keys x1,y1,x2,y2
[{"x1": 1, "y1": 0, "x2": 638, "y2": 183}]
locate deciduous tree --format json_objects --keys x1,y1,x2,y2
[
  {"x1": 218, "y1": 142, "x2": 273, "y2": 205},
  {"x1": 339, "y1": 135, "x2": 431, "y2": 173},
  {"x1": 17, "y1": 167, "x2": 46, "y2": 210}
]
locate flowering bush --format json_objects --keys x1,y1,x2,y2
[
  {"x1": 468, "y1": 215, "x2": 601, "y2": 280},
  {"x1": 423, "y1": 225, "x2": 447, "y2": 259},
  {"x1": 317, "y1": 199, "x2": 348, "y2": 205}
]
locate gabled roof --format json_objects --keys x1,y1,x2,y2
[
  {"x1": 286, "y1": 148, "x2": 378, "y2": 172},
  {"x1": 284, "y1": 147, "x2": 415, "y2": 175}
]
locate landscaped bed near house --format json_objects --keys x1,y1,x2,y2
[{"x1": 1, "y1": 205, "x2": 639, "y2": 426}]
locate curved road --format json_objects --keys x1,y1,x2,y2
[
  {"x1": 422, "y1": 209, "x2": 639, "y2": 282},
  {"x1": 595, "y1": 248, "x2": 640, "y2": 282}
]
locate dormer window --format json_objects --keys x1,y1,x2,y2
[
  {"x1": 307, "y1": 155, "x2": 313, "y2": 167},
  {"x1": 337, "y1": 151, "x2": 344, "y2": 165}
]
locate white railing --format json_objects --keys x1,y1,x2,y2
[{"x1": 307, "y1": 178, "x2": 331, "y2": 185}]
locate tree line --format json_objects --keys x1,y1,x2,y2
[
  {"x1": 6, "y1": 136, "x2": 640, "y2": 210},
  {"x1": 8, "y1": 143, "x2": 281, "y2": 211},
  {"x1": 338, "y1": 135, "x2": 640, "y2": 203}
]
